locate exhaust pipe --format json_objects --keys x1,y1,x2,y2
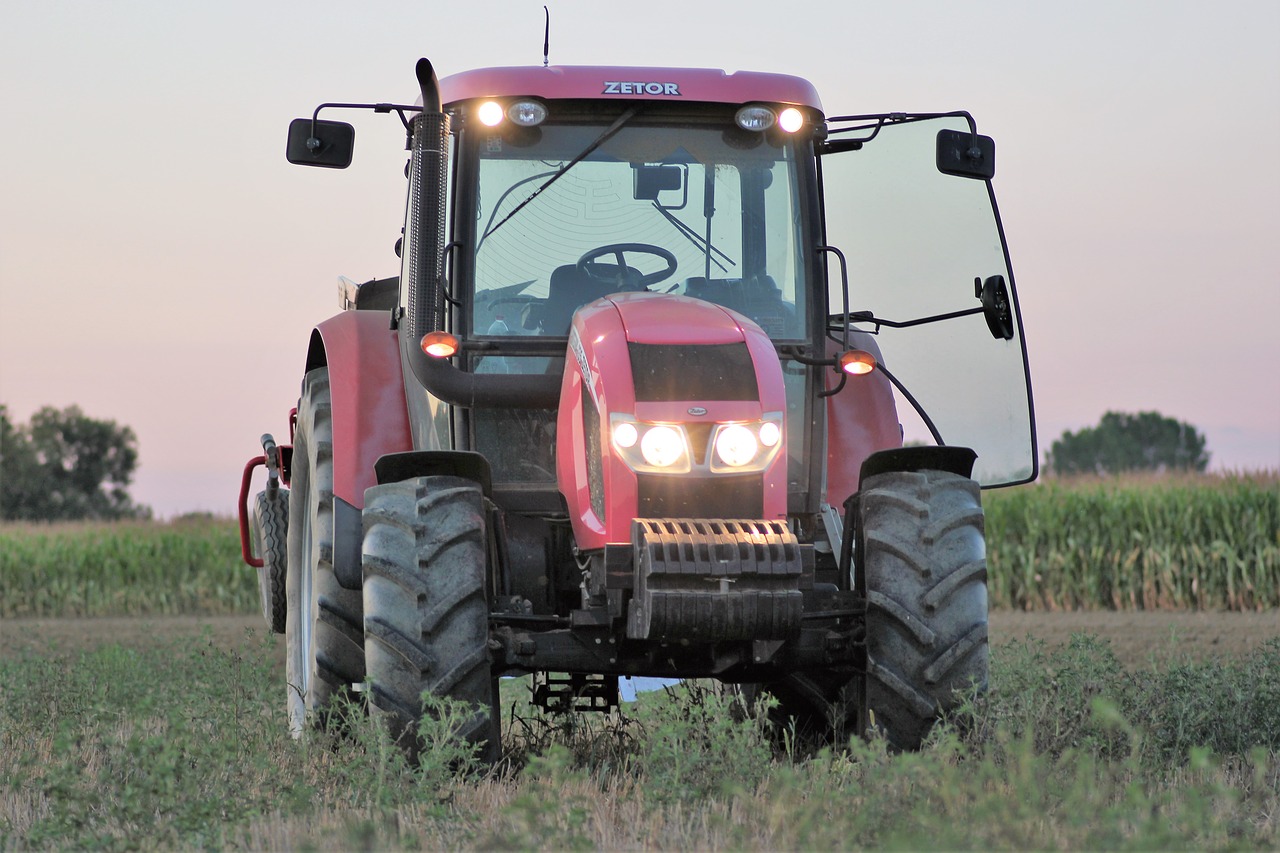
[
  {"x1": 406, "y1": 58, "x2": 449, "y2": 343},
  {"x1": 403, "y1": 58, "x2": 561, "y2": 410}
]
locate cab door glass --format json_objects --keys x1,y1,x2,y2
[{"x1": 819, "y1": 116, "x2": 1036, "y2": 486}]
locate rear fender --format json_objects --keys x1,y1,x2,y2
[{"x1": 306, "y1": 311, "x2": 413, "y2": 589}]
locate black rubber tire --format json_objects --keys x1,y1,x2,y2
[
  {"x1": 252, "y1": 487, "x2": 289, "y2": 634},
  {"x1": 861, "y1": 468, "x2": 988, "y2": 750},
  {"x1": 285, "y1": 368, "x2": 366, "y2": 735},
  {"x1": 731, "y1": 669, "x2": 862, "y2": 755},
  {"x1": 361, "y1": 475, "x2": 498, "y2": 764}
]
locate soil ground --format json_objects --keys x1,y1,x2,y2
[{"x1": 1, "y1": 611, "x2": 1277, "y2": 670}]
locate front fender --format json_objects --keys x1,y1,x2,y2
[{"x1": 307, "y1": 311, "x2": 413, "y2": 509}]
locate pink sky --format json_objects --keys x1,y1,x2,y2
[{"x1": 2, "y1": 0, "x2": 1277, "y2": 517}]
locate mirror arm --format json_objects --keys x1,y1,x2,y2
[
  {"x1": 843, "y1": 306, "x2": 985, "y2": 330},
  {"x1": 780, "y1": 346, "x2": 835, "y2": 367},
  {"x1": 307, "y1": 101, "x2": 424, "y2": 146}
]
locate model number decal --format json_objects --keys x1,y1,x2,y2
[
  {"x1": 603, "y1": 81, "x2": 681, "y2": 96},
  {"x1": 569, "y1": 328, "x2": 599, "y2": 408}
]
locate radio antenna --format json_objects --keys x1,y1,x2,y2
[{"x1": 542, "y1": 6, "x2": 550, "y2": 67}]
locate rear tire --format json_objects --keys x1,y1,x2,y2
[
  {"x1": 253, "y1": 487, "x2": 289, "y2": 634},
  {"x1": 861, "y1": 468, "x2": 988, "y2": 750},
  {"x1": 285, "y1": 368, "x2": 366, "y2": 735},
  {"x1": 361, "y1": 475, "x2": 498, "y2": 764}
]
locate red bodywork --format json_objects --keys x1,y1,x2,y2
[
  {"x1": 439, "y1": 65, "x2": 823, "y2": 111},
  {"x1": 307, "y1": 310, "x2": 413, "y2": 508},
  {"x1": 557, "y1": 292, "x2": 788, "y2": 550}
]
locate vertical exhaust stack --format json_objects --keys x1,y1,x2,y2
[
  {"x1": 406, "y1": 58, "x2": 450, "y2": 343},
  {"x1": 405, "y1": 58, "x2": 563, "y2": 410}
]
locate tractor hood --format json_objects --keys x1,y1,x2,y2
[
  {"x1": 557, "y1": 292, "x2": 789, "y2": 548},
  {"x1": 573, "y1": 292, "x2": 786, "y2": 418}
]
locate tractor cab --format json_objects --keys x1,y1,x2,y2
[{"x1": 390, "y1": 65, "x2": 1034, "y2": 523}]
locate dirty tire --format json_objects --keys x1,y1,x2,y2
[
  {"x1": 732, "y1": 669, "x2": 862, "y2": 754},
  {"x1": 285, "y1": 368, "x2": 366, "y2": 735},
  {"x1": 253, "y1": 487, "x2": 289, "y2": 634},
  {"x1": 861, "y1": 468, "x2": 987, "y2": 750},
  {"x1": 362, "y1": 475, "x2": 498, "y2": 765}
]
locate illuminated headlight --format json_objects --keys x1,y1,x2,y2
[
  {"x1": 641, "y1": 426, "x2": 685, "y2": 469},
  {"x1": 714, "y1": 425, "x2": 758, "y2": 468},
  {"x1": 759, "y1": 420, "x2": 781, "y2": 448},
  {"x1": 610, "y1": 415, "x2": 690, "y2": 473},
  {"x1": 506, "y1": 100, "x2": 548, "y2": 127},
  {"x1": 613, "y1": 421, "x2": 638, "y2": 449},
  {"x1": 709, "y1": 414, "x2": 785, "y2": 473}
]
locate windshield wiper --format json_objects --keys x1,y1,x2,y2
[
  {"x1": 480, "y1": 105, "x2": 642, "y2": 244},
  {"x1": 650, "y1": 202, "x2": 734, "y2": 274}
]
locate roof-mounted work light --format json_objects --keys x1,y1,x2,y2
[{"x1": 507, "y1": 100, "x2": 548, "y2": 127}]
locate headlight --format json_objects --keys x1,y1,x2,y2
[
  {"x1": 610, "y1": 415, "x2": 690, "y2": 473},
  {"x1": 709, "y1": 415, "x2": 785, "y2": 473},
  {"x1": 714, "y1": 424, "x2": 758, "y2": 468},
  {"x1": 610, "y1": 414, "x2": 783, "y2": 474},
  {"x1": 641, "y1": 426, "x2": 685, "y2": 469}
]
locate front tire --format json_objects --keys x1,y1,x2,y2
[
  {"x1": 285, "y1": 367, "x2": 366, "y2": 735},
  {"x1": 861, "y1": 468, "x2": 988, "y2": 750},
  {"x1": 361, "y1": 475, "x2": 498, "y2": 764}
]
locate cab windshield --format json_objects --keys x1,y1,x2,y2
[{"x1": 466, "y1": 116, "x2": 808, "y2": 342}]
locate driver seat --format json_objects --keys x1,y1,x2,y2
[{"x1": 523, "y1": 264, "x2": 611, "y2": 336}]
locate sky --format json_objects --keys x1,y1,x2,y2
[{"x1": 2, "y1": 0, "x2": 1277, "y2": 517}]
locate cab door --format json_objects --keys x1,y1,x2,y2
[{"x1": 817, "y1": 113, "x2": 1037, "y2": 486}]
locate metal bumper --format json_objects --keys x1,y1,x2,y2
[{"x1": 625, "y1": 519, "x2": 804, "y2": 642}]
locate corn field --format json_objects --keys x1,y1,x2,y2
[
  {"x1": 0, "y1": 473, "x2": 1276, "y2": 617},
  {"x1": 985, "y1": 472, "x2": 1279, "y2": 611},
  {"x1": 0, "y1": 515, "x2": 254, "y2": 617}
]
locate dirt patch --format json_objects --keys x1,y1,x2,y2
[
  {"x1": 2, "y1": 611, "x2": 1277, "y2": 670},
  {"x1": 990, "y1": 610, "x2": 1280, "y2": 668}
]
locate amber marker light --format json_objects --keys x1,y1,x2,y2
[
  {"x1": 838, "y1": 350, "x2": 877, "y2": 375},
  {"x1": 420, "y1": 331, "x2": 459, "y2": 358}
]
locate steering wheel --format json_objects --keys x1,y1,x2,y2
[{"x1": 577, "y1": 243, "x2": 677, "y2": 290}]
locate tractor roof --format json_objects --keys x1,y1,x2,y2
[{"x1": 438, "y1": 65, "x2": 823, "y2": 112}]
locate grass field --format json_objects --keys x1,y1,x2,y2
[
  {"x1": 1, "y1": 473, "x2": 1277, "y2": 848},
  {"x1": 1, "y1": 629, "x2": 1276, "y2": 849},
  {"x1": 1, "y1": 471, "x2": 1276, "y2": 618}
]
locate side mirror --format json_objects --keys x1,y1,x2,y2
[
  {"x1": 936, "y1": 128, "x2": 995, "y2": 180},
  {"x1": 977, "y1": 274, "x2": 1014, "y2": 340},
  {"x1": 286, "y1": 118, "x2": 355, "y2": 168}
]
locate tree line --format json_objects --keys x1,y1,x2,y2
[
  {"x1": 1, "y1": 404, "x2": 150, "y2": 521},
  {"x1": 0, "y1": 402, "x2": 1211, "y2": 522}
]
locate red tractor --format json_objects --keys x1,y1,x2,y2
[{"x1": 238, "y1": 58, "x2": 1036, "y2": 758}]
